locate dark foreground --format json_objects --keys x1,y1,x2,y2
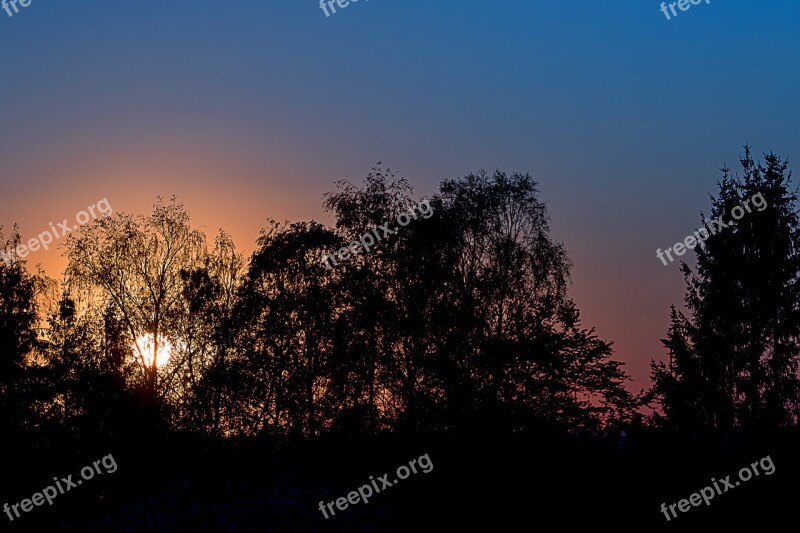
[{"x1": 3, "y1": 422, "x2": 797, "y2": 532}]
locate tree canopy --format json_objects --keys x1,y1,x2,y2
[{"x1": 1, "y1": 168, "x2": 635, "y2": 442}]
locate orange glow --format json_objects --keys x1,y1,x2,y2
[{"x1": 134, "y1": 334, "x2": 173, "y2": 369}]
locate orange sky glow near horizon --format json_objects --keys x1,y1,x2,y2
[{"x1": 0, "y1": 140, "x2": 692, "y2": 399}]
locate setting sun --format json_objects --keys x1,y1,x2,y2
[{"x1": 134, "y1": 334, "x2": 172, "y2": 368}]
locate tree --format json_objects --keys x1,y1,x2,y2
[
  {"x1": 65, "y1": 197, "x2": 206, "y2": 408},
  {"x1": 321, "y1": 166, "x2": 635, "y2": 432},
  {"x1": 322, "y1": 164, "x2": 420, "y2": 432},
  {"x1": 648, "y1": 147, "x2": 800, "y2": 432},
  {"x1": 178, "y1": 230, "x2": 243, "y2": 435},
  {"x1": 36, "y1": 291, "x2": 133, "y2": 441},
  {"x1": 227, "y1": 220, "x2": 339, "y2": 438},
  {"x1": 432, "y1": 170, "x2": 634, "y2": 430},
  {"x1": 0, "y1": 228, "x2": 40, "y2": 437}
]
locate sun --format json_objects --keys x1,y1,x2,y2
[{"x1": 134, "y1": 333, "x2": 172, "y2": 368}]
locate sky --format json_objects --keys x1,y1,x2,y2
[{"x1": 1, "y1": 0, "x2": 798, "y2": 392}]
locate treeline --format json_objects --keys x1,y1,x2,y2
[
  {"x1": 0, "y1": 166, "x2": 634, "y2": 446},
  {"x1": 2, "y1": 148, "x2": 799, "y2": 449}
]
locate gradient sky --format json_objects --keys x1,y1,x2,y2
[{"x1": 1, "y1": 0, "x2": 798, "y2": 392}]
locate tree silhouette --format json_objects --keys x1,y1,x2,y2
[
  {"x1": 321, "y1": 166, "x2": 633, "y2": 432},
  {"x1": 183, "y1": 165, "x2": 636, "y2": 440},
  {"x1": 4, "y1": 167, "x2": 637, "y2": 446},
  {"x1": 431, "y1": 170, "x2": 635, "y2": 430},
  {"x1": 648, "y1": 147, "x2": 800, "y2": 433},
  {"x1": 5, "y1": 157, "x2": 800, "y2": 529},
  {"x1": 179, "y1": 230, "x2": 243, "y2": 435},
  {"x1": 226, "y1": 220, "x2": 339, "y2": 438},
  {"x1": 322, "y1": 165, "x2": 426, "y2": 432},
  {"x1": 65, "y1": 196, "x2": 206, "y2": 409},
  {"x1": 0, "y1": 228, "x2": 39, "y2": 440},
  {"x1": 33, "y1": 291, "x2": 133, "y2": 441}
]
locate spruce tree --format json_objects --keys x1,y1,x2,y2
[{"x1": 649, "y1": 147, "x2": 800, "y2": 432}]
